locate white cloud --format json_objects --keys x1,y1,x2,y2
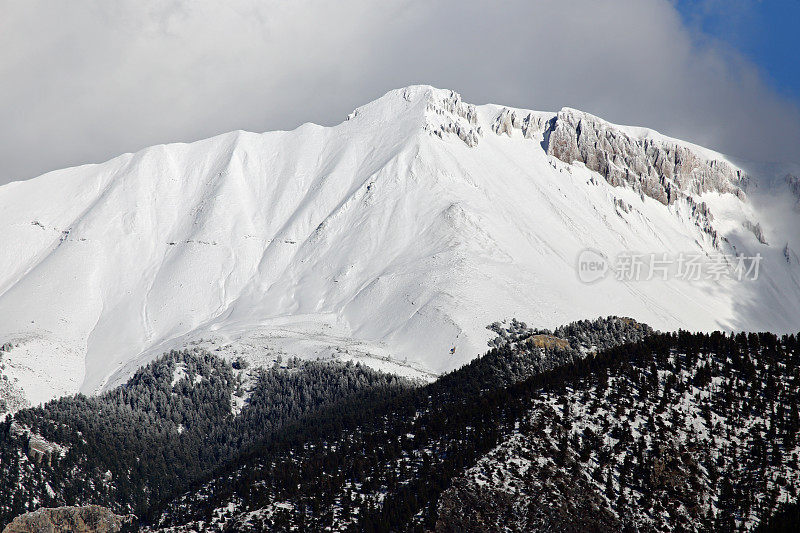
[{"x1": 0, "y1": 0, "x2": 797, "y2": 183}]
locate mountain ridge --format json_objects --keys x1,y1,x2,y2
[{"x1": 0, "y1": 85, "x2": 797, "y2": 411}]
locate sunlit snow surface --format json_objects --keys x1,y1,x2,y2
[{"x1": 0, "y1": 85, "x2": 798, "y2": 407}]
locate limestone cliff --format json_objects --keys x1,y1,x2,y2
[{"x1": 546, "y1": 107, "x2": 748, "y2": 205}]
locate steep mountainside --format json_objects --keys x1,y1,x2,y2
[
  {"x1": 148, "y1": 321, "x2": 800, "y2": 532},
  {"x1": 0, "y1": 316, "x2": 648, "y2": 530},
  {"x1": 0, "y1": 350, "x2": 409, "y2": 525},
  {"x1": 437, "y1": 332, "x2": 800, "y2": 532},
  {"x1": 2, "y1": 317, "x2": 799, "y2": 531},
  {"x1": 0, "y1": 86, "x2": 798, "y2": 409}
]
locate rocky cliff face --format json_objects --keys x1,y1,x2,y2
[
  {"x1": 491, "y1": 107, "x2": 551, "y2": 140},
  {"x1": 481, "y1": 105, "x2": 746, "y2": 249},
  {"x1": 0, "y1": 346, "x2": 29, "y2": 417},
  {"x1": 423, "y1": 89, "x2": 482, "y2": 147},
  {"x1": 440, "y1": 103, "x2": 748, "y2": 250},
  {"x1": 546, "y1": 107, "x2": 748, "y2": 205},
  {"x1": 2, "y1": 506, "x2": 132, "y2": 533}
]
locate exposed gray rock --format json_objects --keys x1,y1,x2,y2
[
  {"x1": 683, "y1": 196, "x2": 721, "y2": 247},
  {"x1": 614, "y1": 197, "x2": 632, "y2": 214},
  {"x1": 784, "y1": 244, "x2": 797, "y2": 264},
  {"x1": 430, "y1": 121, "x2": 480, "y2": 147},
  {"x1": 0, "y1": 346, "x2": 28, "y2": 416},
  {"x1": 425, "y1": 90, "x2": 481, "y2": 147},
  {"x1": 432, "y1": 90, "x2": 479, "y2": 125},
  {"x1": 3, "y1": 506, "x2": 133, "y2": 533},
  {"x1": 743, "y1": 220, "x2": 768, "y2": 245},
  {"x1": 546, "y1": 108, "x2": 748, "y2": 206},
  {"x1": 492, "y1": 107, "x2": 550, "y2": 140},
  {"x1": 493, "y1": 108, "x2": 515, "y2": 136}
]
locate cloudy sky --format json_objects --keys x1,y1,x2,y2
[{"x1": 1, "y1": 0, "x2": 798, "y2": 184}]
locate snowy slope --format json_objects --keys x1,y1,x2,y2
[{"x1": 0, "y1": 85, "x2": 798, "y2": 408}]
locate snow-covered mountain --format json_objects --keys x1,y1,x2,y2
[{"x1": 0, "y1": 85, "x2": 798, "y2": 408}]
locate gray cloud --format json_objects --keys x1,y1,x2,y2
[{"x1": 1, "y1": 0, "x2": 798, "y2": 184}]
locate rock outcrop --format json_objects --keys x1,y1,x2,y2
[
  {"x1": 0, "y1": 346, "x2": 29, "y2": 416},
  {"x1": 743, "y1": 219, "x2": 768, "y2": 245},
  {"x1": 2, "y1": 506, "x2": 132, "y2": 533},
  {"x1": 419, "y1": 93, "x2": 749, "y2": 220},
  {"x1": 785, "y1": 244, "x2": 796, "y2": 264},
  {"x1": 472, "y1": 104, "x2": 747, "y2": 249},
  {"x1": 546, "y1": 108, "x2": 748, "y2": 205},
  {"x1": 492, "y1": 107, "x2": 550, "y2": 140},
  {"x1": 424, "y1": 89, "x2": 482, "y2": 147}
]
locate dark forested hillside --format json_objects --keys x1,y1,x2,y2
[
  {"x1": 153, "y1": 324, "x2": 800, "y2": 532},
  {"x1": 2, "y1": 317, "x2": 799, "y2": 532},
  {"x1": 437, "y1": 331, "x2": 800, "y2": 531},
  {"x1": 0, "y1": 349, "x2": 409, "y2": 527}
]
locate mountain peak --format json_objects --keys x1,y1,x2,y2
[
  {"x1": 0, "y1": 86, "x2": 798, "y2": 413},
  {"x1": 344, "y1": 85, "x2": 480, "y2": 146}
]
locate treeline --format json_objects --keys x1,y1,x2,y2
[
  {"x1": 149, "y1": 317, "x2": 666, "y2": 530},
  {"x1": 155, "y1": 328, "x2": 800, "y2": 532},
  {"x1": 0, "y1": 349, "x2": 410, "y2": 526},
  {"x1": 4, "y1": 317, "x2": 798, "y2": 531}
]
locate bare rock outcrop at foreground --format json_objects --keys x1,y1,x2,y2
[{"x1": 2, "y1": 506, "x2": 132, "y2": 533}]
